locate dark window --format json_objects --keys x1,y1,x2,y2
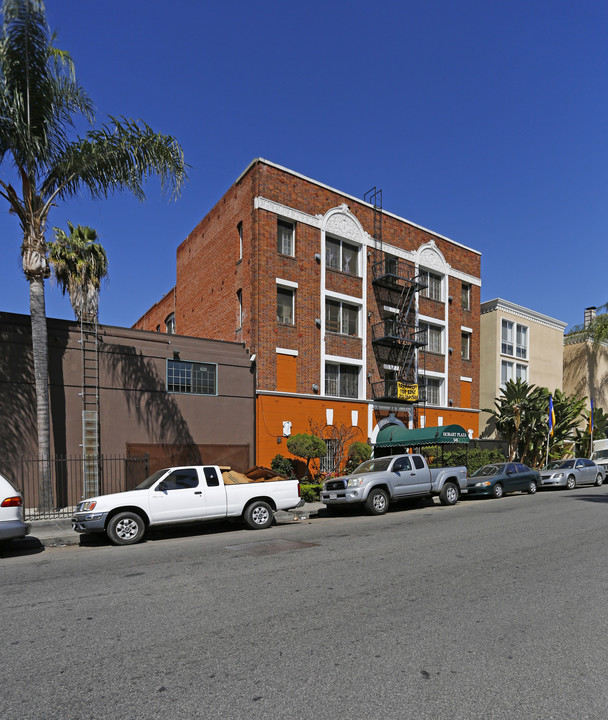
[
  {"x1": 413, "y1": 455, "x2": 425, "y2": 470},
  {"x1": 204, "y1": 467, "x2": 220, "y2": 487},
  {"x1": 160, "y1": 468, "x2": 199, "y2": 490},
  {"x1": 393, "y1": 457, "x2": 412, "y2": 472},
  {"x1": 505, "y1": 463, "x2": 517, "y2": 474},
  {"x1": 325, "y1": 299, "x2": 358, "y2": 336},
  {"x1": 167, "y1": 360, "x2": 217, "y2": 395}
]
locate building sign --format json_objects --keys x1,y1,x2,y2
[{"x1": 397, "y1": 382, "x2": 418, "y2": 402}]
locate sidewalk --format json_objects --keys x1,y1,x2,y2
[{"x1": 9, "y1": 502, "x2": 326, "y2": 550}]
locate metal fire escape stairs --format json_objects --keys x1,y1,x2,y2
[
  {"x1": 365, "y1": 187, "x2": 428, "y2": 403},
  {"x1": 79, "y1": 315, "x2": 100, "y2": 497}
]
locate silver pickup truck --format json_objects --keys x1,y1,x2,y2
[{"x1": 320, "y1": 453, "x2": 468, "y2": 515}]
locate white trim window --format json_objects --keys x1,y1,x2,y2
[
  {"x1": 326, "y1": 236, "x2": 359, "y2": 276},
  {"x1": 325, "y1": 299, "x2": 359, "y2": 336},
  {"x1": 516, "y1": 324, "x2": 528, "y2": 359},
  {"x1": 277, "y1": 219, "x2": 294, "y2": 256},
  {"x1": 461, "y1": 331, "x2": 471, "y2": 360},
  {"x1": 515, "y1": 363, "x2": 528, "y2": 382},
  {"x1": 420, "y1": 322, "x2": 443, "y2": 354},
  {"x1": 501, "y1": 320, "x2": 514, "y2": 355},
  {"x1": 325, "y1": 363, "x2": 359, "y2": 398},
  {"x1": 462, "y1": 283, "x2": 471, "y2": 311},
  {"x1": 236, "y1": 289, "x2": 242, "y2": 329},
  {"x1": 237, "y1": 221, "x2": 243, "y2": 260},
  {"x1": 277, "y1": 286, "x2": 295, "y2": 325},
  {"x1": 424, "y1": 376, "x2": 443, "y2": 405},
  {"x1": 420, "y1": 269, "x2": 443, "y2": 302},
  {"x1": 165, "y1": 313, "x2": 175, "y2": 334}
]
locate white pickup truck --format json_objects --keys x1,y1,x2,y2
[
  {"x1": 71, "y1": 465, "x2": 301, "y2": 545},
  {"x1": 320, "y1": 453, "x2": 468, "y2": 514}
]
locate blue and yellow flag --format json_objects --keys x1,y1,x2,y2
[
  {"x1": 549, "y1": 395, "x2": 555, "y2": 436},
  {"x1": 590, "y1": 397, "x2": 594, "y2": 432}
]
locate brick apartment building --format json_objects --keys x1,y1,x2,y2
[{"x1": 134, "y1": 159, "x2": 481, "y2": 469}]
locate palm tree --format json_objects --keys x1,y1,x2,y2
[
  {"x1": 0, "y1": 1, "x2": 187, "y2": 509},
  {"x1": 49, "y1": 221, "x2": 108, "y2": 321}
]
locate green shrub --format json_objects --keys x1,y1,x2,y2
[
  {"x1": 299, "y1": 483, "x2": 323, "y2": 503},
  {"x1": 270, "y1": 454, "x2": 296, "y2": 479}
]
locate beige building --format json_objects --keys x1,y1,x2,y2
[
  {"x1": 479, "y1": 299, "x2": 567, "y2": 436},
  {"x1": 563, "y1": 307, "x2": 608, "y2": 416}
]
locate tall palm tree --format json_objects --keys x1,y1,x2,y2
[
  {"x1": 49, "y1": 221, "x2": 108, "y2": 321},
  {"x1": 0, "y1": 1, "x2": 187, "y2": 509}
]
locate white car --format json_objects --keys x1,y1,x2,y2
[{"x1": 0, "y1": 473, "x2": 31, "y2": 542}]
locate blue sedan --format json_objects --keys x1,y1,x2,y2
[{"x1": 466, "y1": 462, "x2": 540, "y2": 499}]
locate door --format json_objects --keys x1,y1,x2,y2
[
  {"x1": 148, "y1": 468, "x2": 205, "y2": 523},
  {"x1": 390, "y1": 455, "x2": 427, "y2": 497},
  {"x1": 201, "y1": 466, "x2": 227, "y2": 519},
  {"x1": 504, "y1": 463, "x2": 519, "y2": 492}
]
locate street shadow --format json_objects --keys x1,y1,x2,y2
[
  {"x1": 0, "y1": 537, "x2": 45, "y2": 558},
  {"x1": 575, "y1": 493, "x2": 608, "y2": 504},
  {"x1": 104, "y1": 342, "x2": 201, "y2": 464}
]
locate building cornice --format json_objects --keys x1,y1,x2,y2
[
  {"x1": 255, "y1": 195, "x2": 481, "y2": 287},
  {"x1": 246, "y1": 158, "x2": 481, "y2": 256},
  {"x1": 481, "y1": 298, "x2": 567, "y2": 332}
]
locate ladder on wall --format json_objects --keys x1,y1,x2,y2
[{"x1": 80, "y1": 316, "x2": 100, "y2": 498}]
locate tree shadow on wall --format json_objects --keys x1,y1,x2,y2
[
  {"x1": 0, "y1": 329, "x2": 37, "y2": 460},
  {"x1": 104, "y1": 343, "x2": 201, "y2": 465}
]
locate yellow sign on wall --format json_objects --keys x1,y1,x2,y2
[{"x1": 397, "y1": 382, "x2": 419, "y2": 401}]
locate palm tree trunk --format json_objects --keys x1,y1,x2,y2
[{"x1": 29, "y1": 276, "x2": 53, "y2": 511}]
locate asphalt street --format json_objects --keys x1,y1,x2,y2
[{"x1": 2, "y1": 487, "x2": 608, "y2": 720}]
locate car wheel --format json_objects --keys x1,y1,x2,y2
[
  {"x1": 365, "y1": 488, "x2": 389, "y2": 515},
  {"x1": 243, "y1": 500, "x2": 274, "y2": 529},
  {"x1": 595, "y1": 473, "x2": 604, "y2": 487},
  {"x1": 492, "y1": 483, "x2": 504, "y2": 499},
  {"x1": 566, "y1": 475, "x2": 576, "y2": 490},
  {"x1": 106, "y1": 511, "x2": 146, "y2": 546},
  {"x1": 528, "y1": 480, "x2": 537, "y2": 495},
  {"x1": 439, "y1": 482, "x2": 459, "y2": 506}
]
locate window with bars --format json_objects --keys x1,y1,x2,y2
[
  {"x1": 277, "y1": 219, "x2": 294, "y2": 256},
  {"x1": 325, "y1": 299, "x2": 358, "y2": 336},
  {"x1": 319, "y1": 439, "x2": 338, "y2": 474},
  {"x1": 325, "y1": 363, "x2": 359, "y2": 398},
  {"x1": 326, "y1": 237, "x2": 359, "y2": 276},
  {"x1": 420, "y1": 270, "x2": 442, "y2": 301},
  {"x1": 277, "y1": 287, "x2": 294, "y2": 324},
  {"x1": 167, "y1": 360, "x2": 217, "y2": 395}
]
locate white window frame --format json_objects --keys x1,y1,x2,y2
[
  {"x1": 277, "y1": 218, "x2": 295, "y2": 257},
  {"x1": 165, "y1": 313, "x2": 175, "y2": 335},
  {"x1": 237, "y1": 221, "x2": 243, "y2": 260},
  {"x1": 324, "y1": 361, "x2": 361, "y2": 399},
  {"x1": 422, "y1": 375, "x2": 444, "y2": 406},
  {"x1": 277, "y1": 286, "x2": 295, "y2": 325},
  {"x1": 516, "y1": 324, "x2": 528, "y2": 359},
  {"x1": 325, "y1": 298, "x2": 359, "y2": 337},
  {"x1": 325, "y1": 236, "x2": 360, "y2": 277},
  {"x1": 420, "y1": 269, "x2": 443, "y2": 302},
  {"x1": 501, "y1": 360, "x2": 514, "y2": 386},
  {"x1": 420, "y1": 321, "x2": 443, "y2": 354},
  {"x1": 462, "y1": 282, "x2": 471, "y2": 311},
  {"x1": 461, "y1": 331, "x2": 471, "y2": 360}
]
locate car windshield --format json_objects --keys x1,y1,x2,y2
[
  {"x1": 470, "y1": 464, "x2": 504, "y2": 478},
  {"x1": 134, "y1": 469, "x2": 170, "y2": 490},
  {"x1": 545, "y1": 460, "x2": 574, "y2": 470},
  {"x1": 353, "y1": 458, "x2": 393, "y2": 474}
]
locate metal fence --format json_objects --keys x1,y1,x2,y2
[{"x1": 0, "y1": 455, "x2": 150, "y2": 520}]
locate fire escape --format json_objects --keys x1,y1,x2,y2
[
  {"x1": 79, "y1": 315, "x2": 100, "y2": 497},
  {"x1": 364, "y1": 187, "x2": 428, "y2": 405}
]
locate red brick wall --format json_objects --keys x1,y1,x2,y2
[
  {"x1": 136, "y1": 159, "x2": 481, "y2": 436},
  {"x1": 133, "y1": 288, "x2": 175, "y2": 333}
]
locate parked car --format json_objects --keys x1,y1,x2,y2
[
  {"x1": 72, "y1": 465, "x2": 301, "y2": 545},
  {"x1": 540, "y1": 458, "x2": 604, "y2": 489},
  {"x1": 466, "y1": 462, "x2": 539, "y2": 499},
  {"x1": 0, "y1": 472, "x2": 31, "y2": 543},
  {"x1": 320, "y1": 453, "x2": 467, "y2": 514}
]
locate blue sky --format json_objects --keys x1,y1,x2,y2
[{"x1": 0, "y1": 0, "x2": 606, "y2": 331}]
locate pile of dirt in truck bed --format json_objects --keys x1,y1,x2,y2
[{"x1": 222, "y1": 466, "x2": 288, "y2": 485}]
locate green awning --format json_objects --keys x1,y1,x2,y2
[{"x1": 374, "y1": 424, "x2": 470, "y2": 447}]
